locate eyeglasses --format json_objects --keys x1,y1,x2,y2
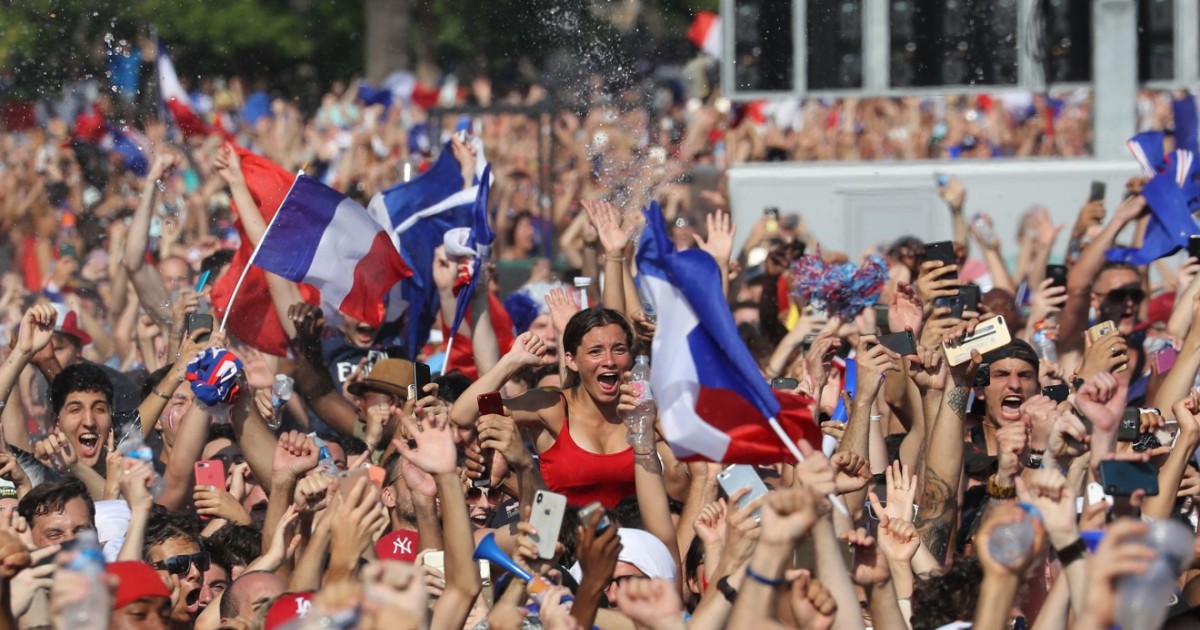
[
  {"x1": 466, "y1": 486, "x2": 507, "y2": 503},
  {"x1": 612, "y1": 574, "x2": 649, "y2": 588},
  {"x1": 151, "y1": 552, "x2": 210, "y2": 576}
]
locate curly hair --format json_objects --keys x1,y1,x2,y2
[
  {"x1": 51, "y1": 362, "x2": 113, "y2": 416},
  {"x1": 910, "y1": 555, "x2": 983, "y2": 630}
]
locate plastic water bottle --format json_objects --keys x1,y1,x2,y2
[
  {"x1": 117, "y1": 428, "x2": 164, "y2": 497},
  {"x1": 309, "y1": 435, "x2": 339, "y2": 476},
  {"x1": 986, "y1": 507, "x2": 1036, "y2": 566},
  {"x1": 60, "y1": 530, "x2": 111, "y2": 629},
  {"x1": 972, "y1": 213, "x2": 997, "y2": 246},
  {"x1": 1115, "y1": 519, "x2": 1194, "y2": 630},
  {"x1": 1032, "y1": 319, "x2": 1058, "y2": 364},
  {"x1": 625, "y1": 356, "x2": 656, "y2": 448},
  {"x1": 574, "y1": 277, "x2": 592, "y2": 309},
  {"x1": 268, "y1": 374, "x2": 294, "y2": 431}
]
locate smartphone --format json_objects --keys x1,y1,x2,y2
[
  {"x1": 943, "y1": 316, "x2": 1012, "y2": 366},
  {"x1": 1046, "y1": 264, "x2": 1068, "y2": 289},
  {"x1": 1098, "y1": 460, "x2": 1159, "y2": 496},
  {"x1": 771, "y1": 377, "x2": 799, "y2": 390},
  {"x1": 1153, "y1": 347, "x2": 1178, "y2": 373},
  {"x1": 1189, "y1": 235, "x2": 1200, "y2": 261},
  {"x1": 957, "y1": 284, "x2": 981, "y2": 315},
  {"x1": 878, "y1": 331, "x2": 917, "y2": 356},
  {"x1": 1089, "y1": 180, "x2": 1106, "y2": 202},
  {"x1": 801, "y1": 333, "x2": 818, "y2": 352},
  {"x1": 185, "y1": 313, "x2": 214, "y2": 342},
  {"x1": 194, "y1": 269, "x2": 212, "y2": 293},
  {"x1": 873, "y1": 303, "x2": 890, "y2": 334},
  {"x1": 475, "y1": 392, "x2": 503, "y2": 489},
  {"x1": 1042, "y1": 384, "x2": 1070, "y2": 403},
  {"x1": 194, "y1": 460, "x2": 226, "y2": 489},
  {"x1": 924, "y1": 241, "x2": 957, "y2": 272},
  {"x1": 578, "y1": 501, "x2": 612, "y2": 534},
  {"x1": 1117, "y1": 408, "x2": 1142, "y2": 442},
  {"x1": 717, "y1": 465, "x2": 770, "y2": 519},
  {"x1": 367, "y1": 464, "x2": 386, "y2": 489},
  {"x1": 1086, "y1": 320, "x2": 1117, "y2": 343},
  {"x1": 529, "y1": 490, "x2": 568, "y2": 559},
  {"x1": 337, "y1": 467, "x2": 370, "y2": 500},
  {"x1": 423, "y1": 550, "x2": 445, "y2": 572},
  {"x1": 409, "y1": 362, "x2": 431, "y2": 402}
]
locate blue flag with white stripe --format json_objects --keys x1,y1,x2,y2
[
  {"x1": 367, "y1": 141, "x2": 485, "y2": 357},
  {"x1": 448, "y1": 164, "x2": 494, "y2": 341}
]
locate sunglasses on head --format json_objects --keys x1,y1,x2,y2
[{"x1": 152, "y1": 552, "x2": 209, "y2": 576}]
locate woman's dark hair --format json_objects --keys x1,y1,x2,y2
[
  {"x1": 910, "y1": 556, "x2": 983, "y2": 630},
  {"x1": 505, "y1": 211, "x2": 537, "y2": 257},
  {"x1": 561, "y1": 308, "x2": 634, "y2": 389},
  {"x1": 684, "y1": 537, "x2": 706, "y2": 611}
]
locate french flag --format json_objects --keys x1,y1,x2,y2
[
  {"x1": 687, "y1": 11, "x2": 722, "y2": 59},
  {"x1": 636, "y1": 202, "x2": 820, "y2": 464},
  {"x1": 157, "y1": 44, "x2": 211, "y2": 138},
  {"x1": 254, "y1": 174, "x2": 411, "y2": 327}
]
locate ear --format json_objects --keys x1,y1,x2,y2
[
  {"x1": 381, "y1": 487, "x2": 396, "y2": 509},
  {"x1": 564, "y1": 352, "x2": 579, "y2": 374}
]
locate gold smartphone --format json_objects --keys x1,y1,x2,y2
[{"x1": 942, "y1": 316, "x2": 1011, "y2": 366}]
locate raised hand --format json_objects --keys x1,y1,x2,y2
[
  {"x1": 614, "y1": 579, "x2": 685, "y2": 629},
  {"x1": 788, "y1": 571, "x2": 837, "y2": 630},
  {"x1": 888, "y1": 282, "x2": 924, "y2": 334},
  {"x1": 360, "y1": 560, "x2": 428, "y2": 626},
  {"x1": 760, "y1": 486, "x2": 822, "y2": 545},
  {"x1": 830, "y1": 452, "x2": 871, "y2": 493},
  {"x1": 503, "y1": 330, "x2": 553, "y2": 369},
  {"x1": 915, "y1": 261, "x2": 959, "y2": 309},
  {"x1": 0, "y1": 452, "x2": 32, "y2": 496},
  {"x1": 936, "y1": 175, "x2": 965, "y2": 212},
  {"x1": 14, "y1": 304, "x2": 56, "y2": 356},
  {"x1": 693, "y1": 499, "x2": 727, "y2": 547},
  {"x1": 576, "y1": 511, "x2": 622, "y2": 592},
  {"x1": 1015, "y1": 468, "x2": 1078, "y2": 550},
  {"x1": 294, "y1": 473, "x2": 335, "y2": 513},
  {"x1": 170, "y1": 287, "x2": 201, "y2": 335},
  {"x1": 582, "y1": 199, "x2": 637, "y2": 256},
  {"x1": 119, "y1": 459, "x2": 155, "y2": 512},
  {"x1": 213, "y1": 143, "x2": 245, "y2": 187},
  {"x1": 1046, "y1": 410, "x2": 1090, "y2": 462},
  {"x1": 271, "y1": 431, "x2": 320, "y2": 480},
  {"x1": 33, "y1": 428, "x2": 76, "y2": 473},
  {"x1": 1028, "y1": 278, "x2": 1068, "y2": 325},
  {"x1": 1073, "y1": 372, "x2": 1125, "y2": 434},
  {"x1": 692, "y1": 208, "x2": 736, "y2": 267},
  {"x1": 1080, "y1": 519, "x2": 1157, "y2": 628},
  {"x1": 329, "y1": 476, "x2": 388, "y2": 561},
  {"x1": 975, "y1": 503, "x2": 1046, "y2": 577},
  {"x1": 1076, "y1": 331, "x2": 1129, "y2": 380},
  {"x1": 881, "y1": 459, "x2": 917, "y2": 521},
  {"x1": 545, "y1": 288, "x2": 581, "y2": 337},
  {"x1": 875, "y1": 514, "x2": 920, "y2": 564},
  {"x1": 286, "y1": 302, "x2": 325, "y2": 351},
  {"x1": 994, "y1": 421, "x2": 1029, "y2": 483},
  {"x1": 194, "y1": 484, "x2": 251, "y2": 524},
  {"x1": 843, "y1": 528, "x2": 891, "y2": 586},
  {"x1": 394, "y1": 406, "x2": 457, "y2": 476},
  {"x1": 478, "y1": 412, "x2": 533, "y2": 471}
]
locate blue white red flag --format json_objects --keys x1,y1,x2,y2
[
  {"x1": 254, "y1": 174, "x2": 410, "y2": 327},
  {"x1": 367, "y1": 141, "x2": 486, "y2": 357},
  {"x1": 1107, "y1": 131, "x2": 1200, "y2": 265},
  {"x1": 636, "y1": 202, "x2": 820, "y2": 463},
  {"x1": 448, "y1": 164, "x2": 494, "y2": 340},
  {"x1": 102, "y1": 124, "x2": 150, "y2": 177}
]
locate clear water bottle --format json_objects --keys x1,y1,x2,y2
[
  {"x1": 268, "y1": 374, "x2": 294, "y2": 431},
  {"x1": 986, "y1": 507, "x2": 1035, "y2": 566},
  {"x1": 60, "y1": 530, "x2": 111, "y2": 629},
  {"x1": 625, "y1": 356, "x2": 656, "y2": 448},
  {"x1": 309, "y1": 435, "x2": 339, "y2": 476},
  {"x1": 972, "y1": 213, "x2": 997, "y2": 246},
  {"x1": 117, "y1": 428, "x2": 164, "y2": 497},
  {"x1": 1115, "y1": 519, "x2": 1193, "y2": 630},
  {"x1": 1032, "y1": 319, "x2": 1058, "y2": 364}
]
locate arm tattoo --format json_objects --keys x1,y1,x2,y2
[
  {"x1": 913, "y1": 467, "x2": 957, "y2": 564},
  {"x1": 945, "y1": 386, "x2": 969, "y2": 422}
]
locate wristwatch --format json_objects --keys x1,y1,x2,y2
[
  {"x1": 716, "y1": 575, "x2": 738, "y2": 603},
  {"x1": 986, "y1": 473, "x2": 1017, "y2": 500}
]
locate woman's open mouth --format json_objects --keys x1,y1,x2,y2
[{"x1": 597, "y1": 372, "x2": 620, "y2": 394}]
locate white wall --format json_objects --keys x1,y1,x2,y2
[{"x1": 727, "y1": 159, "x2": 1142, "y2": 264}]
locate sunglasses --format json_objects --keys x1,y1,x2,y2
[
  {"x1": 466, "y1": 486, "x2": 507, "y2": 502},
  {"x1": 1105, "y1": 287, "x2": 1146, "y2": 304},
  {"x1": 152, "y1": 552, "x2": 210, "y2": 576}
]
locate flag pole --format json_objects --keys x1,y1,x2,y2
[
  {"x1": 767, "y1": 416, "x2": 850, "y2": 517},
  {"x1": 443, "y1": 334, "x2": 456, "y2": 369},
  {"x1": 220, "y1": 171, "x2": 304, "y2": 332}
]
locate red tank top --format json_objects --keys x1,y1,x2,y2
[{"x1": 538, "y1": 396, "x2": 635, "y2": 509}]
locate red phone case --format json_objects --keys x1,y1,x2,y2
[
  {"x1": 194, "y1": 460, "x2": 226, "y2": 489},
  {"x1": 477, "y1": 392, "x2": 504, "y2": 416}
]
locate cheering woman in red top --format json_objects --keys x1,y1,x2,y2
[{"x1": 450, "y1": 308, "x2": 637, "y2": 508}]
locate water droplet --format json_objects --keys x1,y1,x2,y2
[{"x1": 156, "y1": 180, "x2": 166, "y2": 192}]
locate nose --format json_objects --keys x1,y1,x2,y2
[{"x1": 1004, "y1": 373, "x2": 1022, "y2": 392}]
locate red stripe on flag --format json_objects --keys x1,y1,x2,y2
[
  {"x1": 690, "y1": 387, "x2": 820, "y2": 465},
  {"x1": 165, "y1": 98, "x2": 210, "y2": 138},
  {"x1": 337, "y1": 231, "x2": 412, "y2": 327}
]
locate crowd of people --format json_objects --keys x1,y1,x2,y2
[{"x1": 3, "y1": 54, "x2": 1200, "y2": 630}]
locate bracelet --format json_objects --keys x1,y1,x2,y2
[
  {"x1": 744, "y1": 565, "x2": 785, "y2": 587},
  {"x1": 152, "y1": 390, "x2": 171, "y2": 400},
  {"x1": 716, "y1": 575, "x2": 738, "y2": 603},
  {"x1": 1053, "y1": 537, "x2": 1088, "y2": 566},
  {"x1": 869, "y1": 415, "x2": 882, "y2": 423},
  {"x1": 607, "y1": 255, "x2": 626, "y2": 263}
]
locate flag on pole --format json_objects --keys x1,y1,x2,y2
[
  {"x1": 157, "y1": 43, "x2": 211, "y2": 138},
  {"x1": 687, "y1": 11, "x2": 722, "y2": 59},
  {"x1": 1106, "y1": 131, "x2": 1200, "y2": 265},
  {"x1": 101, "y1": 124, "x2": 150, "y2": 177},
  {"x1": 210, "y1": 146, "x2": 319, "y2": 356},
  {"x1": 254, "y1": 174, "x2": 410, "y2": 327},
  {"x1": 447, "y1": 164, "x2": 494, "y2": 340},
  {"x1": 367, "y1": 141, "x2": 486, "y2": 357},
  {"x1": 636, "y1": 201, "x2": 819, "y2": 464}
]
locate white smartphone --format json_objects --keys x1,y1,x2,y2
[
  {"x1": 529, "y1": 490, "x2": 568, "y2": 559},
  {"x1": 422, "y1": 550, "x2": 444, "y2": 572},
  {"x1": 717, "y1": 465, "x2": 769, "y2": 519}
]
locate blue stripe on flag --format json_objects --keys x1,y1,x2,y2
[{"x1": 256, "y1": 175, "x2": 340, "y2": 281}]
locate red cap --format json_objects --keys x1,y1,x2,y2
[
  {"x1": 106, "y1": 561, "x2": 170, "y2": 609},
  {"x1": 51, "y1": 303, "x2": 93, "y2": 346},
  {"x1": 374, "y1": 529, "x2": 419, "y2": 563},
  {"x1": 263, "y1": 592, "x2": 313, "y2": 630},
  {"x1": 1147, "y1": 292, "x2": 1175, "y2": 326}
]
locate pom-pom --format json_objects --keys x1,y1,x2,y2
[
  {"x1": 788, "y1": 253, "x2": 887, "y2": 320},
  {"x1": 186, "y1": 348, "x2": 244, "y2": 406}
]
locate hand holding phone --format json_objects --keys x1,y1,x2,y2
[
  {"x1": 194, "y1": 460, "x2": 226, "y2": 489},
  {"x1": 1098, "y1": 460, "x2": 1158, "y2": 496},
  {"x1": 529, "y1": 491, "x2": 567, "y2": 559},
  {"x1": 475, "y1": 392, "x2": 504, "y2": 489}
]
